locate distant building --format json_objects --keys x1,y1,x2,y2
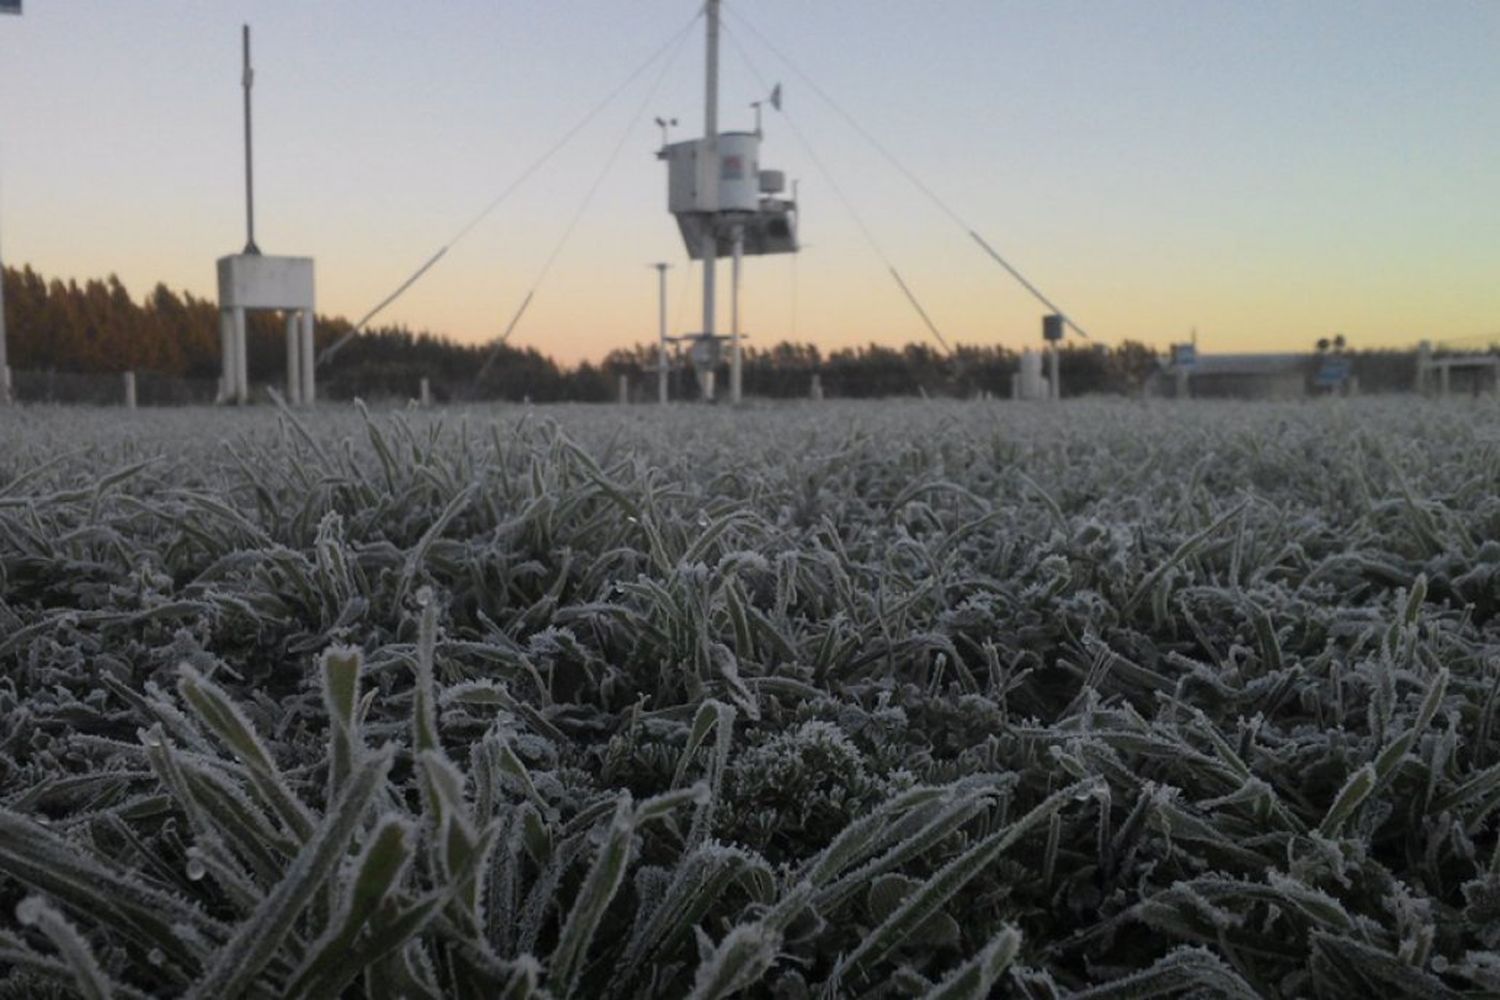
[{"x1": 1149, "y1": 353, "x2": 1311, "y2": 400}]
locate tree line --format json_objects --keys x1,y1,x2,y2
[{"x1": 2, "y1": 264, "x2": 1424, "y2": 401}]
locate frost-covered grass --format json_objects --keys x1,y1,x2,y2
[{"x1": 3, "y1": 396, "x2": 1500, "y2": 998}]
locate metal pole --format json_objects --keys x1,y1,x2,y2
[
  {"x1": 1049, "y1": 345, "x2": 1061, "y2": 401},
  {"x1": 0, "y1": 220, "x2": 8, "y2": 405},
  {"x1": 0, "y1": 0, "x2": 18, "y2": 403},
  {"x1": 654, "y1": 262, "x2": 670, "y2": 405},
  {"x1": 242, "y1": 24, "x2": 259, "y2": 255},
  {"x1": 731, "y1": 224, "x2": 743, "y2": 404},
  {"x1": 700, "y1": 0, "x2": 720, "y2": 403}
]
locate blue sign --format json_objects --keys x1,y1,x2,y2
[
  {"x1": 1315, "y1": 358, "x2": 1352, "y2": 387},
  {"x1": 0, "y1": 1, "x2": 19, "y2": 14},
  {"x1": 1172, "y1": 343, "x2": 1196, "y2": 368}
]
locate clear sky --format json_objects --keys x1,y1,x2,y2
[{"x1": 1, "y1": 1, "x2": 1496, "y2": 364}]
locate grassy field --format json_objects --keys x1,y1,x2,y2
[{"x1": 2, "y1": 397, "x2": 1500, "y2": 998}]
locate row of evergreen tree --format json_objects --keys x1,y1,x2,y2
[{"x1": 1, "y1": 265, "x2": 1420, "y2": 401}]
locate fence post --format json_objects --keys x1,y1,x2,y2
[
  {"x1": 123, "y1": 371, "x2": 137, "y2": 410},
  {"x1": 810, "y1": 373, "x2": 823, "y2": 401},
  {"x1": 419, "y1": 376, "x2": 431, "y2": 408},
  {"x1": 618, "y1": 373, "x2": 629, "y2": 405}
]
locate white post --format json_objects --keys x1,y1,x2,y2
[
  {"x1": 299, "y1": 309, "x2": 315, "y2": 406},
  {"x1": 233, "y1": 307, "x2": 250, "y2": 403},
  {"x1": 700, "y1": 0, "x2": 720, "y2": 404},
  {"x1": 618, "y1": 373, "x2": 629, "y2": 404},
  {"x1": 731, "y1": 223, "x2": 744, "y2": 405},
  {"x1": 123, "y1": 371, "x2": 136, "y2": 410},
  {"x1": 0, "y1": 231, "x2": 9, "y2": 406},
  {"x1": 420, "y1": 376, "x2": 431, "y2": 407},
  {"x1": 219, "y1": 309, "x2": 235, "y2": 403},
  {"x1": 810, "y1": 372, "x2": 823, "y2": 401},
  {"x1": 655, "y1": 262, "x2": 670, "y2": 405},
  {"x1": 284, "y1": 311, "x2": 302, "y2": 405}
]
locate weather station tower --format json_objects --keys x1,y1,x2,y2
[
  {"x1": 658, "y1": 0, "x2": 798, "y2": 404},
  {"x1": 215, "y1": 25, "x2": 317, "y2": 406}
]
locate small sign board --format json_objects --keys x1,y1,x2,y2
[
  {"x1": 1042, "y1": 314, "x2": 1064, "y2": 342},
  {"x1": 1171, "y1": 343, "x2": 1197, "y2": 368},
  {"x1": 1314, "y1": 358, "x2": 1352, "y2": 388},
  {"x1": 0, "y1": 1, "x2": 21, "y2": 15}
]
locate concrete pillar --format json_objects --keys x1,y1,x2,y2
[
  {"x1": 284, "y1": 311, "x2": 302, "y2": 405},
  {"x1": 219, "y1": 309, "x2": 236, "y2": 403},
  {"x1": 123, "y1": 371, "x2": 136, "y2": 410},
  {"x1": 232, "y1": 307, "x2": 250, "y2": 404},
  {"x1": 299, "y1": 310, "x2": 315, "y2": 406}
]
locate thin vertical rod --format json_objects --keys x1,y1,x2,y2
[
  {"x1": 731, "y1": 225, "x2": 743, "y2": 404},
  {"x1": 242, "y1": 24, "x2": 259, "y2": 255},
  {"x1": 700, "y1": 0, "x2": 720, "y2": 401},
  {"x1": 655, "y1": 262, "x2": 670, "y2": 405},
  {"x1": 0, "y1": 215, "x2": 8, "y2": 405}
]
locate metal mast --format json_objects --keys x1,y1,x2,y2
[
  {"x1": 700, "y1": 0, "x2": 720, "y2": 401},
  {"x1": 654, "y1": 262, "x2": 671, "y2": 404},
  {"x1": 0, "y1": 0, "x2": 20, "y2": 405},
  {"x1": 242, "y1": 24, "x2": 260, "y2": 255}
]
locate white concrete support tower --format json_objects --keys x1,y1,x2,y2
[
  {"x1": 657, "y1": 0, "x2": 799, "y2": 406},
  {"x1": 216, "y1": 24, "x2": 317, "y2": 406}
]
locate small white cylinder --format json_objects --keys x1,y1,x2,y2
[
  {"x1": 123, "y1": 371, "x2": 137, "y2": 410},
  {"x1": 810, "y1": 372, "x2": 823, "y2": 401},
  {"x1": 420, "y1": 376, "x2": 431, "y2": 407},
  {"x1": 285, "y1": 312, "x2": 302, "y2": 405}
]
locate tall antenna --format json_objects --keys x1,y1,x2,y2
[{"x1": 241, "y1": 24, "x2": 259, "y2": 255}]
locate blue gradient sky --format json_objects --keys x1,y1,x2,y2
[{"x1": 1, "y1": 1, "x2": 1496, "y2": 363}]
